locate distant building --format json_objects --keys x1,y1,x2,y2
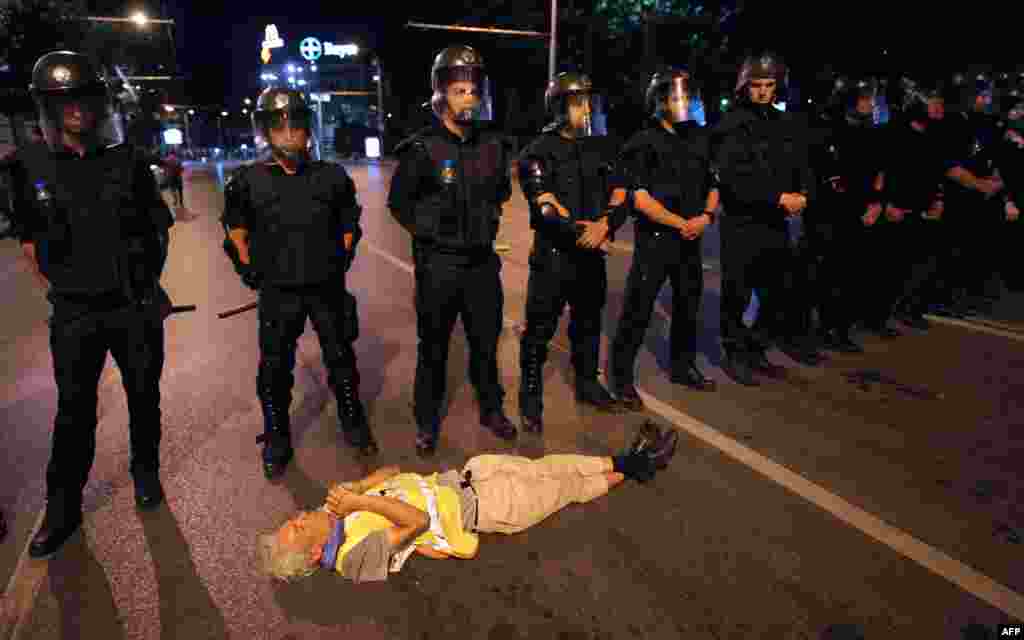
[{"x1": 256, "y1": 24, "x2": 382, "y2": 159}]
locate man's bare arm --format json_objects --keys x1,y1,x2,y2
[
  {"x1": 326, "y1": 488, "x2": 429, "y2": 551},
  {"x1": 330, "y1": 466, "x2": 401, "y2": 494},
  {"x1": 634, "y1": 190, "x2": 685, "y2": 229}
]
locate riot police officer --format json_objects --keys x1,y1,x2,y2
[
  {"x1": 221, "y1": 87, "x2": 377, "y2": 479},
  {"x1": 8, "y1": 51, "x2": 173, "y2": 557},
  {"x1": 609, "y1": 68, "x2": 718, "y2": 409},
  {"x1": 936, "y1": 73, "x2": 1009, "y2": 315},
  {"x1": 517, "y1": 72, "x2": 628, "y2": 432},
  {"x1": 885, "y1": 79, "x2": 951, "y2": 329},
  {"x1": 814, "y1": 76, "x2": 890, "y2": 348},
  {"x1": 712, "y1": 53, "x2": 816, "y2": 386},
  {"x1": 387, "y1": 46, "x2": 516, "y2": 455}
]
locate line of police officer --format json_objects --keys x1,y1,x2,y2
[{"x1": 8, "y1": 43, "x2": 1020, "y2": 560}]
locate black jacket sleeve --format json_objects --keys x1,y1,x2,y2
[
  {"x1": 221, "y1": 167, "x2": 253, "y2": 230},
  {"x1": 386, "y1": 136, "x2": 431, "y2": 232},
  {"x1": 333, "y1": 166, "x2": 362, "y2": 235},
  {"x1": 5, "y1": 151, "x2": 38, "y2": 243}
]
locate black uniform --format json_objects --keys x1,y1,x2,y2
[
  {"x1": 9, "y1": 140, "x2": 172, "y2": 529},
  {"x1": 610, "y1": 119, "x2": 713, "y2": 388},
  {"x1": 814, "y1": 113, "x2": 890, "y2": 337},
  {"x1": 997, "y1": 125, "x2": 1024, "y2": 290},
  {"x1": 517, "y1": 127, "x2": 626, "y2": 423},
  {"x1": 222, "y1": 158, "x2": 371, "y2": 472},
  {"x1": 882, "y1": 119, "x2": 949, "y2": 319},
  {"x1": 939, "y1": 111, "x2": 1007, "y2": 309},
  {"x1": 387, "y1": 123, "x2": 513, "y2": 444},
  {"x1": 712, "y1": 103, "x2": 816, "y2": 367}
]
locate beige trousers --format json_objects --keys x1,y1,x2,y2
[{"x1": 465, "y1": 454, "x2": 613, "y2": 534}]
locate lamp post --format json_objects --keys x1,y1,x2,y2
[
  {"x1": 219, "y1": 111, "x2": 228, "y2": 149},
  {"x1": 373, "y1": 57, "x2": 384, "y2": 151},
  {"x1": 185, "y1": 109, "x2": 195, "y2": 154}
]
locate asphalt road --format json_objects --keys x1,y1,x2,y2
[{"x1": 1, "y1": 161, "x2": 1022, "y2": 639}]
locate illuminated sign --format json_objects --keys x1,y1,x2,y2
[
  {"x1": 299, "y1": 37, "x2": 358, "y2": 61},
  {"x1": 163, "y1": 128, "x2": 183, "y2": 145},
  {"x1": 263, "y1": 24, "x2": 284, "y2": 49}
]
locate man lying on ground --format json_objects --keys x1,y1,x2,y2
[{"x1": 257, "y1": 422, "x2": 678, "y2": 582}]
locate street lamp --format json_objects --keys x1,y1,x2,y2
[
  {"x1": 131, "y1": 11, "x2": 148, "y2": 26},
  {"x1": 221, "y1": 111, "x2": 229, "y2": 117},
  {"x1": 164, "y1": 104, "x2": 174, "y2": 112},
  {"x1": 244, "y1": 98, "x2": 252, "y2": 105},
  {"x1": 242, "y1": 108, "x2": 248, "y2": 114}
]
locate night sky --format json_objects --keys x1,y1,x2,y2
[{"x1": 165, "y1": 1, "x2": 1017, "y2": 109}]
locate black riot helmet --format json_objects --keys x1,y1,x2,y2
[
  {"x1": 832, "y1": 76, "x2": 878, "y2": 124},
  {"x1": 735, "y1": 52, "x2": 788, "y2": 104},
  {"x1": 899, "y1": 77, "x2": 945, "y2": 124},
  {"x1": 252, "y1": 87, "x2": 316, "y2": 162},
  {"x1": 544, "y1": 72, "x2": 605, "y2": 137},
  {"x1": 430, "y1": 45, "x2": 493, "y2": 123},
  {"x1": 949, "y1": 71, "x2": 994, "y2": 112},
  {"x1": 29, "y1": 50, "x2": 121, "y2": 148},
  {"x1": 646, "y1": 67, "x2": 700, "y2": 124}
]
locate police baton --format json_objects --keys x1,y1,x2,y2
[
  {"x1": 217, "y1": 301, "x2": 258, "y2": 319},
  {"x1": 170, "y1": 305, "x2": 197, "y2": 314}
]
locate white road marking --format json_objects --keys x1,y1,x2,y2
[
  {"x1": 924, "y1": 313, "x2": 1024, "y2": 342},
  {"x1": 367, "y1": 239, "x2": 1024, "y2": 622}
]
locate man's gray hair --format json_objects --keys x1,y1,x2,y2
[{"x1": 256, "y1": 528, "x2": 319, "y2": 582}]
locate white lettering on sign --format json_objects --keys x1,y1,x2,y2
[
  {"x1": 324, "y1": 42, "x2": 359, "y2": 58},
  {"x1": 263, "y1": 24, "x2": 284, "y2": 49},
  {"x1": 1001, "y1": 626, "x2": 1022, "y2": 636}
]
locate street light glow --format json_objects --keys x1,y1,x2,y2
[
  {"x1": 242, "y1": 108, "x2": 248, "y2": 114},
  {"x1": 188, "y1": 109, "x2": 195, "y2": 115},
  {"x1": 244, "y1": 98, "x2": 252, "y2": 105},
  {"x1": 221, "y1": 111, "x2": 228, "y2": 116},
  {"x1": 310, "y1": 65, "x2": 317, "y2": 71},
  {"x1": 288, "y1": 64, "x2": 295, "y2": 72},
  {"x1": 131, "y1": 11, "x2": 148, "y2": 26},
  {"x1": 373, "y1": 75, "x2": 380, "y2": 81},
  {"x1": 297, "y1": 79, "x2": 306, "y2": 86},
  {"x1": 164, "y1": 105, "x2": 174, "y2": 112}
]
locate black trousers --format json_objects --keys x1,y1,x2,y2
[
  {"x1": 46, "y1": 291, "x2": 163, "y2": 515},
  {"x1": 895, "y1": 215, "x2": 944, "y2": 315},
  {"x1": 938, "y1": 193, "x2": 1003, "y2": 304},
  {"x1": 720, "y1": 219, "x2": 789, "y2": 356},
  {"x1": 257, "y1": 282, "x2": 360, "y2": 413},
  {"x1": 611, "y1": 230, "x2": 703, "y2": 386},
  {"x1": 520, "y1": 246, "x2": 607, "y2": 407},
  {"x1": 413, "y1": 247, "x2": 505, "y2": 430}
]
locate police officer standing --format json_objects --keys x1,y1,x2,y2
[
  {"x1": 610, "y1": 68, "x2": 718, "y2": 409},
  {"x1": 885, "y1": 79, "x2": 951, "y2": 330},
  {"x1": 516, "y1": 72, "x2": 628, "y2": 432},
  {"x1": 814, "y1": 77, "x2": 889, "y2": 349},
  {"x1": 221, "y1": 87, "x2": 377, "y2": 479},
  {"x1": 387, "y1": 46, "x2": 517, "y2": 455},
  {"x1": 712, "y1": 53, "x2": 815, "y2": 386},
  {"x1": 938, "y1": 73, "x2": 1010, "y2": 315},
  {"x1": 8, "y1": 51, "x2": 173, "y2": 557}
]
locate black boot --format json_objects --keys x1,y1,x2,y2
[
  {"x1": 613, "y1": 380, "x2": 644, "y2": 411},
  {"x1": 749, "y1": 351, "x2": 786, "y2": 378},
  {"x1": 131, "y1": 467, "x2": 164, "y2": 510},
  {"x1": 671, "y1": 361, "x2": 717, "y2": 391},
  {"x1": 821, "y1": 329, "x2": 864, "y2": 354},
  {"x1": 575, "y1": 378, "x2": 617, "y2": 410},
  {"x1": 335, "y1": 376, "x2": 378, "y2": 456},
  {"x1": 519, "y1": 346, "x2": 544, "y2": 434},
  {"x1": 777, "y1": 339, "x2": 824, "y2": 367},
  {"x1": 721, "y1": 351, "x2": 759, "y2": 386},
  {"x1": 627, "y1": 422, "x2": 679, "y2": 469},
  {"x1": 29, "y1": 496, "x2": 82, "y2": 559},
  {"x1": 416, "y1": 419, "x2": 440, "y2": 457},
  {"x1": 480, "y1": 409, "x2": 518, "y2": 440},
  {"x1": 257, "y1": 399, "x2": 293, "y2": 479}
]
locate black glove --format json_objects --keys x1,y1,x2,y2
[{"x1": 240, "y1": 265, "x2": 262, "y2": 290}]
